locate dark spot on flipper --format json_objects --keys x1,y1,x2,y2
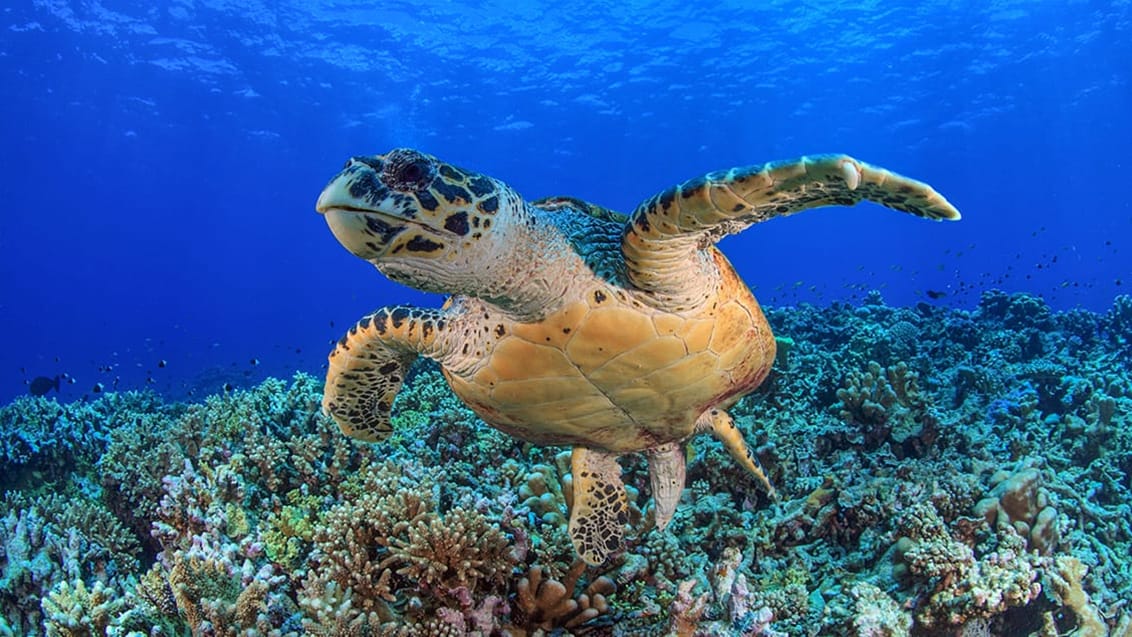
[
  {"x1": 390, "y1": 308, "x2": 409, "y2": 328},
  {"x1": 593, "y1": 290, "x2": 607, "y2": 304},
  {"x1": 378, "y1": 361, "x2": 399, "y2": 374},
  {"x1": 373, "y1": 312, "x2": 389, "y2": 335},
  {"x1": 494, "y1": 324, "x2": 505, "y2": 337}
]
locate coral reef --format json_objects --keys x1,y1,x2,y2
[{"x1": 1, "y1": 289, "x2": 1130, "y2": 635}]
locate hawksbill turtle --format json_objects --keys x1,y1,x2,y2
[{"x1": 315, "y1": 148, "x2": 959, "y2": 564}]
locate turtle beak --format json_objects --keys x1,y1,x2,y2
[
  {"x1": 316, "y1": 167, "x2": 408, "y2": 260},
  {"x1": 315, "y1": 165, "x2": 364, "y2": 215},
  {"x1": 322, "y1": 209, "x2": 401, "y2": 260}
]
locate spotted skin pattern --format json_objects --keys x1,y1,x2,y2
[{"x1": 316, "y1": 148, "x2": 961, "y2": 565}]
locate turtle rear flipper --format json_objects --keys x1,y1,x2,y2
[
  {"x1": 622, "y1": 155, "x2": 960, "y2": 307},
  {"x1": 568, "y1": 446, "x2": 630, "y2": 565},
  {"x1": 647, "y1": 441, "x2": 686, "y2": 531},
  {"x1": 324, "y1": 305, "x2": 448, "y2": 441},
  {"x1": 697, "y1": 409, "x2": 775, "y2": 498}
]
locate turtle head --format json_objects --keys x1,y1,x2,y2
[{"x1": 316, "y1": 148, "x2": 528, "y2": 294}]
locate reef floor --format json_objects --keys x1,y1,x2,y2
[{"x1": 2, "y1": 290, "x2": 1130, "y2": 636}]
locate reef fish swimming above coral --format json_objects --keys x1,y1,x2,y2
[{"x1": 315, "y1": 147, "x2": 960, "y2": 565}]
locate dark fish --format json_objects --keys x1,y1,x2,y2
[
  {"x1": 224, "y1": 382, "x2": 234, "y2": 392},
  {"x1": 28, "y1": 375, "x2": 60, "y2": 396},
  {"x1": 92, "y1": 382, "x2": 104, "y2": 393},
  {"x1": 158, "y1": 359, "x2": 167, "y2": 368},
  {"x1": 925, "y1": 289, "x2": 947, "y2": 299},
  {"x1": 250, "y1": 358, "x2": 260, "y2": 366}
]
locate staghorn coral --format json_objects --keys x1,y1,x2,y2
[
  {"x1": 161, "y1": 549, "x2": 293, "y2": 636},
  {"x1": 41, "y1": 579, "x2": 127, "y2": 637},
  {"x1": 0, "y1": 390, "x2": 174, "y2": 496},
  {"x1": 1, "y1": 493, "x2": 140, "y2": 634}
]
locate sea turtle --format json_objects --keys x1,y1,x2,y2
[{"x1": 316, "y1": 148, "x2": 959, "y2": 564}]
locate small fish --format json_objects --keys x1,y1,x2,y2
[
  {"x1": 250, "y1": 358, "x2": 260, "y2": 366},
  {"x1": 158, "y1": 359, "x2": 167, "y2": 368},
  {"x1": 92, "y1": 382, "x2": 104, "y2": 393},
  {"x1": 28, "y1": 375, "x2": 60, "y2": 397},
  {"x1": 925, "y1": 289, "x2": 947, "y2": 300},
  {"x1": 223, "y1": 382, "x2": 234, "y2": 392}
]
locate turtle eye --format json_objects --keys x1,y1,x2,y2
[{"x1": 383, "y1": 150, "x2": 433, "y2": 192}]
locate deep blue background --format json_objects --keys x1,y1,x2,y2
[{"x1": 1, "y1": 1, "x2": 1129, "y2": 403}]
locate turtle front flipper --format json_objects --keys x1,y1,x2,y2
[
  {"x1": 568, "y1": 446, "x2": 630, "y2": 565},
  {"x1": 324, "y1": 305, "x2": 448, "y2": 442},
  {"x1": 622, "y1": 155, "x2": 960, "y2": 306}
]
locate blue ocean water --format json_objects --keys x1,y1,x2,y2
[{"x1": 1, "y1": 3, "x2": 1129, "y2": 404}]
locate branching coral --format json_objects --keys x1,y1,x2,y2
[
  {"x1": 162, "y1": 550, "x2": 292, "y2": 636},
  {"x1": 1, "y1": 493, "x2": 140, "y2": 633},
  {"x1": 382, "y1": 505, "x2": 518, "y2": 595},
  {"x1": 41, "y1": 579, "x2": 127, "y2": 636},
  {"x1": 3, "y1": 291, "x2": 1131, "y2": 634},
  {"x1": 505, "y1": 563, "x2": 614, "y2": 633}
]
